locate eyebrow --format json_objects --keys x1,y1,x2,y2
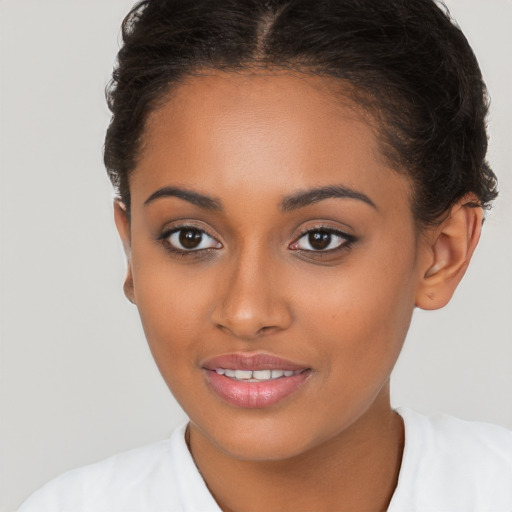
[
  {"x1": 143, "y1": 184, "x2": 376, "y2": 213},
  {"x1": 280, "y1": 185, "x2": 377, "y2": 212},
  {"x1": 144, "y1": 186, "x2": 222, "y2": 211}
]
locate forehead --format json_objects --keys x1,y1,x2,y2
[
  {"x1": 132, "y1": 70, "x2": 411, "y2": 213},
  {"x1": 141, "y1": 70, "x2": 377, "y2": 164}
]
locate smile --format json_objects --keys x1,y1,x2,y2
[
  {"x1": 202, "y1": 353, "x2": 311, "y2": 408},
  {"x1": 214, "y1": 368, "x2": 303, "y2": 381}
]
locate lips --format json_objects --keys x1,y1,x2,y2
[{"x1": 202, "y1": 352, "x2": 311, "y2": 408}]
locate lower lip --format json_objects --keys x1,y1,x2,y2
[{"x1": 204, "y1": 370, "x2": 311, "y2": 408}]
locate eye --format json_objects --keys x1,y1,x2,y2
[
  {"x1": 290, "y1": 228, "x2": 354, "y2": 252},
  {"x1": 162, "y1": 227, "x2": 222, "y2": 252}
]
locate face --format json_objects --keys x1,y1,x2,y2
[{"x1": 118, "y1": 71, "x2": 426, "y2": 461}]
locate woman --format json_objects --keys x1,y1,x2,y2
[{"x1": 19, "y1": 0, "x2": 512, "y2": 510}]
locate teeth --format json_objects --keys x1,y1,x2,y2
[
  {"x1": 215, "y1": 368, "x2": 301, "y2": 381},
  {"x1": 235, "y1": 369, "x2": 253, "y2": 380},
  {"x1": 253, "y1": 370, "x2": 271, "y2": 380}
]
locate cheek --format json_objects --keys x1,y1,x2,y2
[
  {"x1": 293, "y1": 249, "x2": 417, "y2": 369},
  {"x1": 130, "y1": 249, "x2": 212, "y2": 366},
  {"x1": 290, "y1": 269, "x2": 415, "y2": 425}
]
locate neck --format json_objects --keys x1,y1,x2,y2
[{"x1": 188, "y1": 389, "x2": 404, "y2": 512}]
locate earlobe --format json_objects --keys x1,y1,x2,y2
[
  {"x1": 113, "y1": 200, "x2": 136, "y2": 305},
  {"x1": 415, "y1": 194, "x2": 483, "y2": 310}
]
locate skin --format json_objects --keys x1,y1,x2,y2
[{"x1": 114, "y1": 71, "x2": 482, "y2": 511}]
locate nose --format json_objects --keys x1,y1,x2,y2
[{"x1": 210, "y1": 249, "x2": 292, "y2": 340}]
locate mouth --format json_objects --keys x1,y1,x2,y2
[
  {"x1": 202, "y1": 353, "x2": 311, "y2": 409},
  {"x1": 214, "y1": 368, "x2": 303, "y2": 381}
]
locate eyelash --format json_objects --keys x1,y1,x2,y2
[
  {"x1": 157, "y1": 225, "x2": 221, "y2": 258},
  {"x1": 290, "y1": 226, "x2": 356, "y2": 255},
  {"x1": 157, "y1": 224, "x2": 356, "y2": 258}
]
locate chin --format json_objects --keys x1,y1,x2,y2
[
  {"x1": 192, "y1": 411, "x2": 336, "y2": 462},
  {"x1": 214, "y1": 431, "x2": 311, "y2": 462}
]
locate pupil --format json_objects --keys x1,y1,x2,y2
[
  {"x1": 309, "y1": 231, "x2": 331, "y2": 250},
  {"x1": 179, "y1": 229, "x2": 202, "y2": 249}
]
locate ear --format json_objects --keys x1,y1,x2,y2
[
  {"x1": 113, "y1": 200, "x2": 136, "y2": 305},
  {"x1": 415, "y1": 194, "x2": 483, "y2": 310}
]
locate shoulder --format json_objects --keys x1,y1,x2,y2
[
  {"x1": 390, "y1": 407, "x2": 512, "y2": 511},
  {"x1": 20, "y1": 425, "x2": 217, "y2": 512},
  {"x1": 398, "y1": 406, "x2": 512, "y2": 471}
]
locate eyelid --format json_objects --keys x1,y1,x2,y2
[
  {"x1": 156, "y1": 221, "x2": 356, "y2": 257},
  {"x1": 157, "y1": 222, "x2": 216, "y2": 240},
  {"x1": 289, "y1": 225, "x2": 356, "y2": 252},
  {"x1": 157, "y1": 222, "x2": 222, "y2": 254}
]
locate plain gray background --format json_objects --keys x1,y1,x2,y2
[{"x1": 1, "y1": 1, "x2": 511, "y2": 510}]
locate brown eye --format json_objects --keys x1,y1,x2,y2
[
  {"x1": 290, "y1": 228, "x2": 353, "y2": 252},
  {"x1": 308, "y1": 231, "x2": 332, "y2": 250},
  {"x1": 165, "y1": 227, "x2": 222, "y2": 252},
  {"x1": 179, "y1": 228, "x2": 203, "y2": 249}
]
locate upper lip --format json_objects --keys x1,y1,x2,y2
[{"x1": 201, "y1": 352, "x2": 309, "y2": 371}]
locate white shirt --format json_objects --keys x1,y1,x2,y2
[{"x1": 19, "y1": 408, "x2": 512, "y2": 512}]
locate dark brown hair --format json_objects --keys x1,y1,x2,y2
[{"x1": 104, "y1": 0, "x2": 497, "y2": 224}]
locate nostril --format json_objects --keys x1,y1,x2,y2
[
  {"x1": 214, "y1": 320, "x2": 283, "y2": 340},
  {"x1": 256, "y1": 325, "x2": 274, "y2": 335},
  {"x1": 215, "y1": 324, "x2": 232, "y2": 336}
]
